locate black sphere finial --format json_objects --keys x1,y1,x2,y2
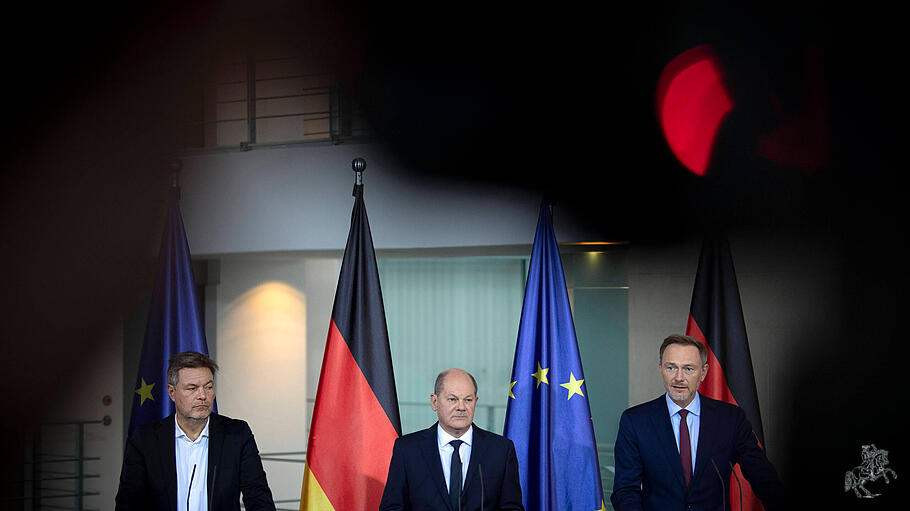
[{"x1": 352, "y1": 157, "x2": 367, "y2": 173}]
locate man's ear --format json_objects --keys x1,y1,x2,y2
[
  {"x1": 430, "y1": 393, "x2": 438, "y2": 411},
  {"x1": 167, "y1": 384, "x2": 176, "y2": 402}
]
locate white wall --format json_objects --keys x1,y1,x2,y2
[
  {"x1": 214, "y1": 255, "x2": 339, "y2": 505},
  {"x1": 178, "y1": 142, "x2": 600, "y2": 255}
]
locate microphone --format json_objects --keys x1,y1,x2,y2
[
  {"x1": 710, "y1": 459, "x2": 725, "y2": 511},
  {"x1": 187, "y1": 464, "x2": 196, "y2": 511},
  {"x1": 729, "y1": 462, "x2": 743, "y2": 511},
  {"x1": 478, "y1": 464, "x2": 484, "y2": 511}
]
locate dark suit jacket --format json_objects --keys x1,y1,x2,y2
[
  {"x1": 115, "y1": 413, "x2": 275, "y2": 511},
  {"x1": 611, "y1": 394, "x2": 784, "y2": 511},
  {"x1": 379, "y1": 423, "x2": 524, "y2": 511}
]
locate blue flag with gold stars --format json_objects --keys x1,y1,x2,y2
[
  {"x1": 504, "y1": 201, "x2": 604, "y2": 511},
  {"x1": 127, "y1": 189, "x2": 213, "y2": 437}
]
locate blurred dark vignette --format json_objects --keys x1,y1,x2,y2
[{"x1": 1, "y1": 1, "x2": 904, "y2": 504}]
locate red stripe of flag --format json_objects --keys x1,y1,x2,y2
[
  {"x1": 686, "y1": 237, "x2": 765, "y2": 511},
  {"x1": 305, "y1": 320, "x2": 399, "y2": 510}
]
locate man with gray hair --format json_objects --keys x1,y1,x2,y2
[
  {"x1": 116, "y1": 351, "x2": 275, "y2": 511},
  {"x1": 380, "y1": 368, "x2": 524, "y2": 510}
]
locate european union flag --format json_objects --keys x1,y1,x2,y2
[
  {"x1": 504, "y1": 201, "x2": 604, "y2": 511},
  {"x1": 127, "y1": 189, "x2": 213, "y2": 437}
]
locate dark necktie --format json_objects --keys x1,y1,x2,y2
[
  {"x1": 678, "y1": 409, "x2": 692, "y2": 488},
  {"x1": 449, "y1": 439, "x2": 464, "y2": 510}
]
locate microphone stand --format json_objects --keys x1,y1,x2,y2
[
  {"x1": 209, "y1": 465, "x2": 218, "y2": 510},
  {"x1": 187, "y1": 464, "x2": 196, "y2": 511},
  {"x1": 478, "y1": 465, "x2": 484, "y2": 511},
  {"x1": 458, "y1": 472, "x2": 461, "y2": 511},
  {"x1": 729, "y1": 462, "x2": 743, "y2": 511},
  {"x1": 711, "y1": 459, "x2": 725, "y2": 511}
]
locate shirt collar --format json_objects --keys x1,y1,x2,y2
[
  {"x1": 437, "y1": 423, "x2": 473, "y2": 449},
  {"x1": 175, "y1": 416, "x2": 210, "y2": 442},
  {"x1": 665, "y1": 392, "x2": 702, "y2": 418}
]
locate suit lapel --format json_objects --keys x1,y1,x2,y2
[
  {"x1": 691, "y1": 397, "x2": 716, "y2": 489},
  {"x1": 649, "y1": 397, "x2": 687, "y2": 491},
  {"x1": 207, "y1": 414, "x2": 224, "y2": 508},
  {"x1": 156, "y1": 415, "x2": 178, "y2": 511},
  {"x1": 462, "y1": 425, "x2": 482, "y2": 496},
  {"x1": 419, "y1": 424, "x2": 454, "y2": 511}
]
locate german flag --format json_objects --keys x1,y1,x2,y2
[
  {"x1": 300, "y1": 183, "x2": 402, "y2": 511},
  {"x1": 685, "y1": 236, "x2": 766, "y2": 511}
]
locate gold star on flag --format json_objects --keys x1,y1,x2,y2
[
  {"x1": 560, "y1": 372, "x2": 585, "y2": 400},
  {"x1": 531, "y1": 362, "x2": 549, "y2": 388},
  {"x1": 597, "y1": 500, "x2": 606, "y2": 511},
  {"x1": 509, "y1": 381, "x2": 517, "y2": 399},
  {"x1": 135, "y1": 378, "x2": 156, "y2": 406}
]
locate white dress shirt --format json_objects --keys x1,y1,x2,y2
[
  {"x1": 665, "y1": 392, "x2": 701, "y2": 474},
  {"x1": 436, "y1": 424, "x2": 473, "y2": 491},
  {"x1": 175, "y1": 417, "x2": 210, "y2": 511}
]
